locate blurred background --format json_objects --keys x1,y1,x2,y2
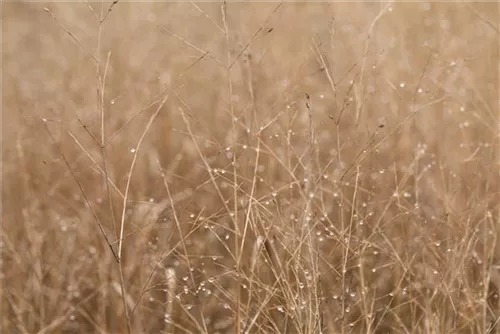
[{"x1": 2, "y1": 2, "x2": 499, "y2": 333}]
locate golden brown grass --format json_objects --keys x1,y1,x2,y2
[{"x1": 2, "y1": 1, "x2": 499, "y2": 333}]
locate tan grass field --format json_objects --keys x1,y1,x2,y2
[{"x1": 2, "y1": 1, "x2": 499, "y2": 333}]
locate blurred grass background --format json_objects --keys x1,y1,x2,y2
[{"x1": 2, "y1": 1, "x2": 499, "y2": 333}]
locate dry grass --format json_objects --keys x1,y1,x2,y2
[{"x1": 2, "y1": 1, "x2": 499, "y2": 333}]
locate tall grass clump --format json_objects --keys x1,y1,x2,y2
[{"x1": 2, "y1": 2, "x2": 499, "y2": 333}]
